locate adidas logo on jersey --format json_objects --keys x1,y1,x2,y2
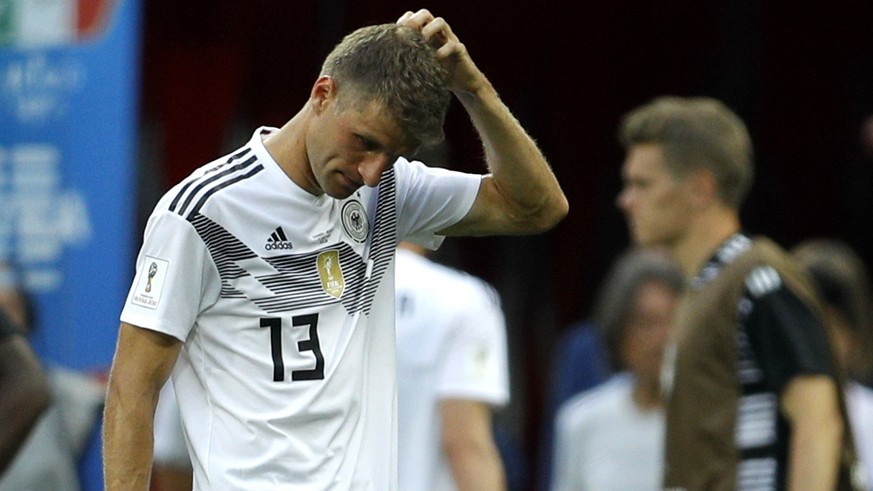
[{"x1": 265, "y1": 227, "x2": 294, "y2": 251}]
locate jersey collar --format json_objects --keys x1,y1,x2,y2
[
  {"x1": 250, "y1": 126, "x2": 330, "y2": 206},
  {"x1": 690, "y1": 232, "x2": 752, "y2": 290}
]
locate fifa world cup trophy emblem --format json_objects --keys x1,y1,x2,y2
[
  {"x1": 322, "y1": 255, "x2": 335, "y2": 282},
  {"x1": 316, "y1": 250, "x2": 344, "y2": 298},
  {"x1": 146, "y1": 262, "x2": 158, "y2": 293}
]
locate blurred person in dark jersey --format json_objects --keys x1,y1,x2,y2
[
  {"x1": 793, "y1": 239, "x2": 873, "y2": 490},
  {"x1": 617, "y1": 96, "x2": 864, "y2": 490}
]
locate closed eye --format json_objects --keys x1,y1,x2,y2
[
  {"x1": 356, "y1": 135, "x2": 380, "y2": 152},
  {"x1": 624, "y1": 177, "x2": 651, "y2": 190}
]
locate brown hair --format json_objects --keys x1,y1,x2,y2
[
  {"x1": 792, "y1": 238, "x2": 873, "y2": 381},
  {"x1": 321, "y1": 23, "x2": 451, "y2": 147},
  {"x1": 619, "y1": 96, "x2": 754, "y2": 208},
  {"x1": 594, "y1": 248, "x2": 684, "y2": 372}
]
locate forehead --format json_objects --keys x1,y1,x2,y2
[
  {"x1": 339, "y1": 98, "x2": 411, "y2": 149},
  {"x1": 622, "y1": 143, "x2": 672, "y2": 179}
]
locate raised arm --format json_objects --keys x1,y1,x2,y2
[
  {"x1": 104, "y1": 322, "x2": 182, "y2": 491},
  {"x1": 398, "y1": 10, "x2": 568, "y2": 236}
]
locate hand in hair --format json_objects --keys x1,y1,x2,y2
[{"x1": 396, "y1": 9, "x2": 485, "y2": 97}]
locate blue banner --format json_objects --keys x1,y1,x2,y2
[
  {"x1": 0, "y1": 1, "x2": 141, "y2": 488},
  {"x1": 0, "y1": 0, "x2": 140, "y2": 367}
]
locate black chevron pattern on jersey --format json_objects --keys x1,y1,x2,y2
[
  {"x1": 190, "y1": 213, "x2": 256, "y2": 298},
  {"x1": 353, "y1": 167, "x2": 397, "y2": 315},
  {"x1": 185, "y1": 167, "x2": 398, "y2": 316},
  {"x1": 186, "y1": 162, "x2": 263, "y2": 218},
  {"x1": 258, "y1": 245, "x2": 365, "y2": 313},
  {"x1": 169, "y1": 147, "x2": 262, "y2": 218},
  {"x1": 169, "y1": 147, "x2": 253, "y2": 213}
]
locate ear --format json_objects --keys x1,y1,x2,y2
[
  {"x1": 688, "y1": 169, "x2": 718, "y2": 207},
  {"x1": 310, "y1": 76, "x2": 336, "y2": 113}
]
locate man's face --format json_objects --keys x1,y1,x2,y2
[
  {"x1": 617, "y1": 144, "x2": 694, "y2": 248},
  {"x1": 305, "y1": 96, "x2": 412, "y2": 199}
]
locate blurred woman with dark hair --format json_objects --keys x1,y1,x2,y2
[
  {"x1": 793, "y1": 239, "x2": 873, "y2": 489},
  {"x1": 551, "y1": 248, "x2": 682, "y2": 491}
]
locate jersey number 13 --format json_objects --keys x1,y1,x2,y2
[{"x1": 260, "y1": 314, "x2": 325, "y2": 382}]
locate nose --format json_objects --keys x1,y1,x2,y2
[
  {"x1": 357, "y1": 154, "x2": 393, "y2": 187},
  {"x1": 616, "y1": 187, "x2": 631, "y2": 212}
]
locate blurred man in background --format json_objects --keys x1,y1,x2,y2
[
  {"x1": 395, "y1": 242, "x2": 509, "y2": 491},
  {"x1": 617, "y1": 96, "x2": 861, "y2": 490}
]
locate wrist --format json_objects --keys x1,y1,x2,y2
[{"x1": 454, "y1": 76, "x2": 497, "y2": 107}]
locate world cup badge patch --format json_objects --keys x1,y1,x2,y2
[
  {"x1": 132, "y1": 255, "x2": 169, "y2": 309},
  {"x1": 341, "y1": 200, "x2": 368, "y2": 243},
  {"x1": 317, "y1": 250, "x2": 345, "y2": 298}
]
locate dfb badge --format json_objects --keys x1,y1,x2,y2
[{"x1": 341, "y1": 200, "x2": 368, "y2": 244}]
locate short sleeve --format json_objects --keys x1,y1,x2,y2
[
  {"x1": 393, "y1": 158, "x2": 481, "y2": 250},
  {"x1": 742, "y1": 266, "x2": 835, "y2": 392},
  {"x1": 435, "y1": 279, "x2": 510, "y2": 406},
  {"x1": 120, "y1": 210, "x2": 219, "y2": 341}
]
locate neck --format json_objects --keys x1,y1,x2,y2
[
  {"x1": 263, "y1": 108, "x2": 317, "y2": 193},
  {"x1": 672, "y1": 206, "x2": 741, "y2": 279}
]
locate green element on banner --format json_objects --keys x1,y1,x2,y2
[{"x1": 0, "y1": 0, "x2": 16, "y2": 46}]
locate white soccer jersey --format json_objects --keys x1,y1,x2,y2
[
  {"x1": 394, "y1": 248, "x2": 510, "y2": 491},
  {"x1": 120, "y1": 127, "x2": 480, "y2": 491},
  {"x1": 153, "y1": 378, "x2": 190, "y2": 468}
]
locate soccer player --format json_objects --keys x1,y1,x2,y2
[
  {"x1": 395, "y1": 242, "x2": 509, "y2": 491},
  {"x1": 616, "y1": 96, "x2": 861, "y2": 490},
  {"x1": 102, "y1": 9, "x2": 567, "y2": 491}
]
